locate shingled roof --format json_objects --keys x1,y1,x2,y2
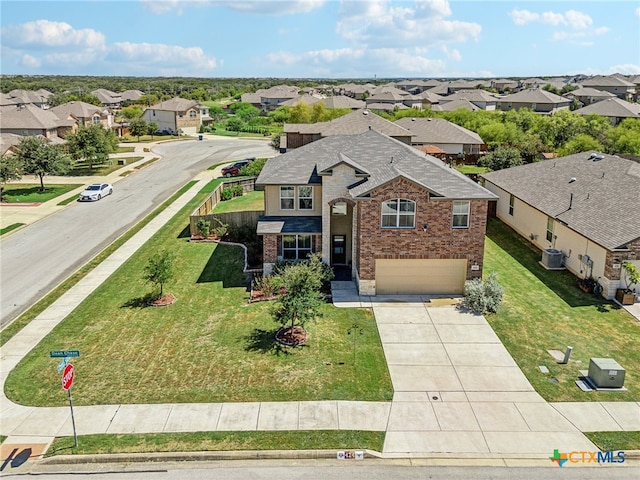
[
  {"x1": 257, "y1": 129, "x2": 496, "y2": 201},
  {"x1": 148, "y1": 97, "x2": 198, "y2": 112},
  {"x1": 395, "y1": 117, "x2": 484, "y2": 146},
  {"x1": 482, "y1": 152, "x2": 640, "y2": 250},
  {"x1": 573, "y1": 97, "x2": 640, "y2": 119}
]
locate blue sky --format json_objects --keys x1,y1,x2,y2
[{"x1": 1, "y1": 1, "x2": 639, "y2": 78}]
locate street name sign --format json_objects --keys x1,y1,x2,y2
[{"x1": 50, "y1": 350, "x2": 80, "y2": 358}]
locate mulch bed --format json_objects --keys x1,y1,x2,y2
[
  {"x1": 146, "y1": 293, "x2": 177, "y2": 307},
  {"x1": 275, "y1": 326, "x2": 307, "y2": 347}
]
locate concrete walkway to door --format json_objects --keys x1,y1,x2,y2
[{"x1": 331, "y1": 282, "x2": 639, "y2": 458}]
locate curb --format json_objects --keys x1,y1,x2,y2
[{"x1": 40, "y1": 449, "x2": 381, "y2": 465}]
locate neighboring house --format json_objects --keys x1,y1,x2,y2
[
  {"x1": 395, "y1": 117, "x2": 486, "y2": 156},
  {"x1": 258, "y1": 85, "x2": 300, "y2": 111},
  {"x1": 239, "y1": 92, "x2": 262, "y2": 109},
  {"x1": 427, "y1": 80, "x2": 482, "y2": 96},
  {"x1": 278, "y1": 94, "x2": 324, "y2": 108},
  {"x1": 322, "y1": 95, "x2": 366, "y2": 110},
  {"x1": 579, "y1": 75, "x2": 636, "y2": 101},
  {"x1": 497, "y1": 89, "x2": 571, "y2": 113},
  {"x1": 0, "y1": 104, "x2": 75, "y2": 139},
  {"x1": 2, "y1": 89, "x2": 50, "y2": 109},
  {"x1": 142, "y1": 97, "x2": 201, "y2": 134},
  {"x1": 256, "y1": 129, "x2": 497, "y2": 295},
  {"x1": 283, "y1": 108, "x2": 413, "y2": 151},
  {"x1": 365, "y1": 91, "x2": 420, "y2": 111},
  {"x1": 120, "y1": 90, "x2": 144, "y2": 103},
  {"x1": 491, "y1": 79, "x2": 519, "y2": 93},
  {"x1": 481, "y1": 152, "x2": 640, "y2": 300},
  {"x1": 334, "y1": 83, "x2": 376, "y2": 99},
  {"x1": 415, "y1": 90, "x2": 445, "y2": 107},
  {"x1": 431, "y1": 99, "x2": 480, "y2": 112},
  {"x1": 50, "y1": 101, "x2": 113, "y2": 129},
  {"x1": 573, "y1": 97, "x2": 640, "y2": 126},
  {"x1": 0, "y1": 132, "x2": 24, "y2": 155},
  {"x1": 91, "y1": 89, "x2": 122, "y2": 108},
  {"x1": 440, "y1": 89, "x2": 499, "y2": 110},
  {"x1": 564, "y1": 87, "x2": 617, "y2": 106}
]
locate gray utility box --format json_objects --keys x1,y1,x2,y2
[{"x1": 588, "y1": 358, "x2": 625, "y2": 388}]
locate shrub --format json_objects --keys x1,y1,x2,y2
[
  {"x1": 196, "y1": 218, "x2": 210, "y2": 238},
  {"x1": 210, "y1": 216, "x2": 228, "y2": 238},
  {"x1": 220, "y1": 186, "x2": 243, "y2": 201},
  {"x1": 462, "y1": 273, "x2": 504, "y2": 314},
  {"x1": 253, "y1": 274, "x2": 282, "y2": 297}
]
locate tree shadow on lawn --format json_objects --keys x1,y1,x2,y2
[
  {"x1": 244, "y1": 328, "x2": 294, "y2": 356},
  {"x1": 121, "y1": 293, "x2": 156, "y2": 309},
  {"x1": 196, "y1": 244, "x2": 248, "y2": 288},
  {"x1": 486, "y1": 218, "x2": 621, "y2": 311}
]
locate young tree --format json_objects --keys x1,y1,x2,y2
[
  {"x1": 129, "y1": 117, "x2": 148, "y2": 141},
  {"x1": 146, "y1": 121, "x2": 158, "y2": 140},
  {"x1": 67, "y1": 125, "x2": 118, "y2": 170},
  {"x1": 143, "y1": 250, "x2": 176, "y2": 298},
  {"x1": 271, "y1": 254, "x2": 334, "y2": 339},
  {"x1": 0, "y1": 153, "x2": 23, "y2": 200},
  {"x1": 16, "y1": 136, "x2": 72, "y2": 191},
  {"x1": 558, "y1": 134, "x2": 603, "y2": 156}
]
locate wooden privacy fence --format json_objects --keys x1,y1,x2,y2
[{"x1": 189, "y1": 177, "x2": 263, "y2": 235}]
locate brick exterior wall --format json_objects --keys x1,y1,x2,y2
[{"x1": 355, "y1": 178, "x2": 488, "y2": 283}]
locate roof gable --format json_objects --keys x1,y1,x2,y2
[{"x1": 395, "y1": 117, "x2": 484, "y2": 145}]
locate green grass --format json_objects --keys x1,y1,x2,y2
[
  {"x1": 211, "y1": 128, "x2": 267, "y2": 138},
  {"x1": 5, "y1": 180, "x2": 392, "y2": 406},
  {"x1": 214, "y1": 190, "x2": 264, "y2": 213},
  {"x1": 57, "y1": 195, "x2": 79, "y2": 206},
  {"x1": 116, "y1": 146, "x2": 135, "y2": 153},
  {"x1": 69, "y1": 161, "x2": 124, "y2": 176},
  {"x1": 1, "y1": 184, "x2": 82, "y2": 203},
  {"x1": 585, "y1": 432, "x2": 640, "y2": 451},
  {"x1": 0, "y1": 223, "x2": 25, "y2": 236},
  {"x1": 0, "y1": 181, "x2": 199, "y2": 348},
  {"x1": 485, "y1": 218, "x2": 639, "y2": 402},
  {"x1": 134, "y1": 157, "x2": 159, "y2": 169},
  {"x1": 46, "y1": 431, "x2": 384, "y2": 457},
  {"x1": 456, "y1": 165, "x2": 489, "y2": 175}
]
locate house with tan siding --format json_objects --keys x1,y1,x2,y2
[
  {"x1": 481, "y1": 152, "x2": 640, "y2": 300},
  {"x1": 256, "y1": 130, "x2": 496, "y2": 296},
  {"x1": 142, "y1": 97, "x2": 201, "y2": 135}
]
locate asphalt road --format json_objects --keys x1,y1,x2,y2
[
  {"x1": 0, "y1": 137, "x2": 275, "y2": 328},
  {"x1": 17, "y1": 462, "x2": 638, "y2": 480}
]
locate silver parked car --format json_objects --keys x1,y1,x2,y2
[{"x1": 79, "y1": 183, "x2": 113, "y2": 201}]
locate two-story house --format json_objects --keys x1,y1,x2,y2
[
  {"x1": 256, "y1": 130, "x2": 497, "y2": 296},
  {"x1": 142, "y1": 97, "x2": 201, "y2": 135}
]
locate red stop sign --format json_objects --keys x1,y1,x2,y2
[{"x1": 61, "y1": 363, "x2": 75, "y2": 390}]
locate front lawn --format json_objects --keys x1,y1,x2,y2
[
  {"x1": 1, "y1": 184, "x2": 82, "y2": 203},
  {"x1": 214, "y1": 190, "x2": 264, "y2": 213},
  {"x1": 485, "y1": 218, "x2": 639, "y2": 402},
  {"x1": 5, "y1": 181, "x2": 392, "y2": 407}
]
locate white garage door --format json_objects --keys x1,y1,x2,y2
[{"x1": 375, "y1": 259, "x2": 468, "y2": 295}]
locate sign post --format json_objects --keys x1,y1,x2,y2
[{"x1": 61, "y1": 363, "x2": 78, "y2": 448}]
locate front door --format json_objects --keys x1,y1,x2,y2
[{"x1": 332, "y1": 235, "x2": 346, "y2": 265}]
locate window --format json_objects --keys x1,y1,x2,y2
[
  {"x1": 452, "y1": 201, "x2": 470, "y2": 228},
  {"x1": 282, "y1": 234, "x2": 312, "y2": 260},
  {"x1": 189, "y1": 110, "x2": 196, "y2": 118},
  {"x1": 92, "y1": 115, "x2": 101, "y2": 124},
  {"x1": 381, "y1": 199, "x2": 415, "y2": 228},
  {"x1": 298, "y1": 186, "x2": 313, "y2": 210},
  {"x1": 546, "y1": 217, "x2": 554, "y2": 242},
  {"x1": 509, "y1": 194, "x2": 515, "y2": 216},
  {"x1": 332, "y1": 202, "x2": 347, "y2": 216},
  {"x1": 280, "y1": 186, "x2": 294, "y2": 210}
]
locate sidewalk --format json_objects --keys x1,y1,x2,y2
[{"x1": 0, "y1": 144, "x2": 158, "y2": 230}]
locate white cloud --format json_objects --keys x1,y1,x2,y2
[
  {"x1": 336, "y1": 0, "x2": 481, "y2": 48},
  {"x1": 510, "y1": 9, "x2": 593, "y2": 29},
  {"x1": 1, "y1": 19, "x2": 105, "y2": 49},
  {"x1": 21, "y1": 54, "x2": 41, "y2": 68},
  {"x1": 584, "y1": 64, "x2": 640, "y2": 75},
  {"x1": 141, "y1": 0, "x2": 325, "y2": 16}
]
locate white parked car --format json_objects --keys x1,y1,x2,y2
[{"x1": 79, "y1": 183, "x2": 113, "y2": 202}]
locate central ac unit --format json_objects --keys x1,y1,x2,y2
[{"x1": 541, "y1": 249, "x2": 564, "y2": 268}]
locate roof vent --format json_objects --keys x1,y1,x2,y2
[
  {"x1": 363, "y1": 109, "x2": 369, "y2": 115},
  {"x1": 589, "y1": 152, "x2": 605, "y2": 161},
  {"x1": 569, "y1": 177, "x2": 576, "y2": 183}
]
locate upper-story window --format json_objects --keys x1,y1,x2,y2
[
  {"x1": 452, "y1": 201, "x2": 470, "y2": 228},
  {"x1": 280, "y1": 186, "x2": 294, "y2": 210},
  {"x1": 381, "y1": 199, "x2": 415, "y2": 228},
  {"x1": 298, "y1": 186, "x2": 313, "y2": 210},
  {"x1": 92, "y1": 115, "x2": 101, "y2": 124},
  {"x1": 189, "y1": 110, "x2": 197, "y2": 118},
  {"x1": 509, "y1": 194, "x2": 515, "y2": 216}
]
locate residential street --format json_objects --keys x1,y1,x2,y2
[{"x1": 0, "y1": 136, "x2": 274, "y2": 328}]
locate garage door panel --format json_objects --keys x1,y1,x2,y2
[{"x1": 376, "y1": 259, "x2": 467, "y2": 295}]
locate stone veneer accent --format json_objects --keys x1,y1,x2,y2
[
  {"x1": 355, "y1": 178, "x2": 488, "y2": 288},
  {"x1": 603, "y1": 238, "x2": 640, "y2": 299}
]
